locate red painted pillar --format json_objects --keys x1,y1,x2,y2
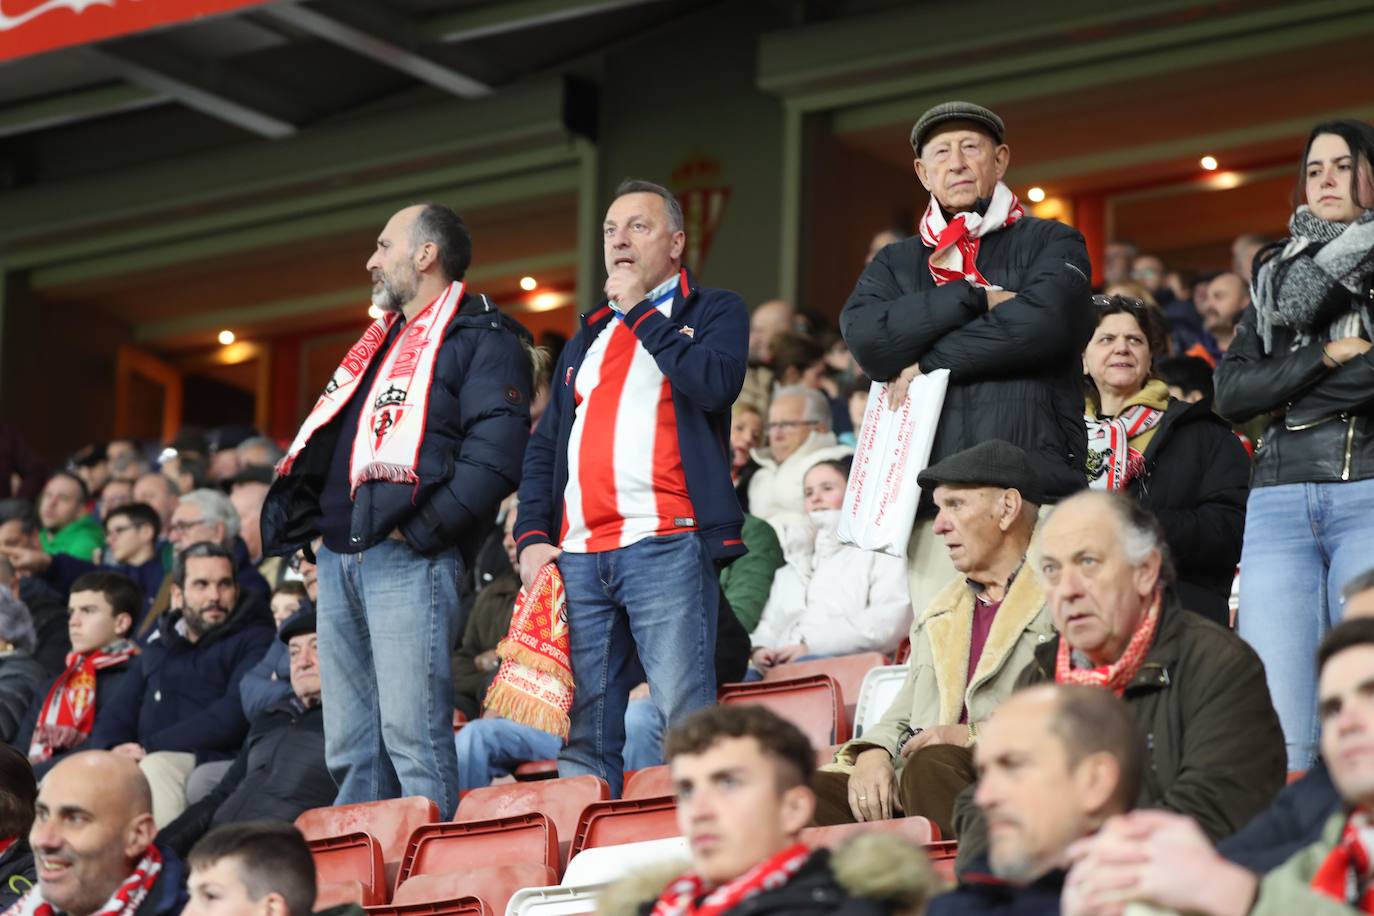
[
  {"x1": 1071, "y1": 193, "x2": 1107, "y2": 288},
  {"x1": 267, "y1": 336, "x2": 302, "y2": 443}
]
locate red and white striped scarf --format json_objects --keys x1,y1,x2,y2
[
  {"x1": 277, "y1": 282, "x2": 465, "y2": 495},
  {"x1": 1085, "y1": 404, "x2": 1164, "y2": 492},
  {"x1": 1312, "y1": 809, "x2": 1374, "y2": 912},
  {"x1": 6, "y1": 846, "x2": 161, "y2": 916},
  {"x1": 918, "y1": 182, "x2": 1024, "y2": 288},
  {"x1": 649, "y1": 843, "x2": 812, "y2": 916},
  {"x1": 29, "y1": 640, "x2": 139, "y2": 764},
  {"x1": 1055, "y1": 594, "x2": 1161, "y2": 697}
]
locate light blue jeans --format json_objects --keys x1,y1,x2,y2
[
  {"x1": 317, "y1": 539, "x2": 465, "y2": 818},
  {"x1": 1238, "y1": 478, "x2": 1374, "y2": 769},
  {"x1": 455, "y1": 698, "x2": 665, "y2": 792},
  {"x1": 555, "y1": 533, "x2": 718, "y2": 796}
]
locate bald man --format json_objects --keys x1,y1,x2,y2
[
  {"x1": 1202, "y1": 272, "x2": 1251, "y2": 353},
  {"x1": 738, "y1": 299, "x2": 799, "y2": 415},
  {"x1": 20, "y1": 751, "x2": 187, "y2": 916}
]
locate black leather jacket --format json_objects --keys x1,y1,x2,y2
[{"x1": 1215, "y1": 303, "x2": 1374, "y2": 487}]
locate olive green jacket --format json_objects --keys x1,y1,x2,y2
[
  {"x1": 825, "y1": 566, "x2": 1053, "y2": 775},
  {"x1": 955, "y1": 593, "x2": 1286, "y2": 871}
]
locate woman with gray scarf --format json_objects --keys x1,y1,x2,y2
[{"x1": 1216, "y1": 119, "x2": 1374, "y2": 772}]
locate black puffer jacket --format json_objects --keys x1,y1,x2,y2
[
  {"x1": 0, "y1": 838, "x2": 34, "y2": 908},
  {"x1": 158, "y1": 698, "x2": 331, "y2": 857},
  {"x1": 1216, "y1": 302, "x2": 1374, "y2": 487},
  {"x1": 262, "y1": 292, "x2": 532, "y2": 563},
  {"x1": 1128, "y1": 397, "x2": 1250, "y2": 626},
  {"x1": 0, "y1": 654, "x2": 45, "y2": 745},
  {"x1": 842, "y1": 217, "x2": 1095, "y2": 509}
]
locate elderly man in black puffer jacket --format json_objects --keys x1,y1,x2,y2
[
  {"x1": 841, "y1": 101, "x2": 1094, "y2": 613},
  {"x1": 158, "y1": 610, "x2": 331, "y2": 858}
]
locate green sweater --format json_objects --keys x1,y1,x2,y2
[
  {"x1": 719, "y1": 514, "x2": 784, "y2": 633},
  {"x1": 39, "y1": 515, "x2": 104, "y2": 562}
]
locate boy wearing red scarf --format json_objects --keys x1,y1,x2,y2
[{"x1": 14, "y1": 572, "x2": 140, "y2": 776}]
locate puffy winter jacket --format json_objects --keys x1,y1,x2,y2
[
  {"x1": 0, "y1": 654, "x2": 45, "y2": 745},
  {"x1": 262, "y1": 291, "x2": 532, "y2": 563},
  {"x1": 88, "y1": 593, "x2": 274, "y2": 763},
  {"x1": 841, "y1": 217, "x2": 1095, "y2": 511}
]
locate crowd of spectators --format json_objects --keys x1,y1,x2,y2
[{"x1": 0, "y1": 102, "x2": 1368, "y2": 916}]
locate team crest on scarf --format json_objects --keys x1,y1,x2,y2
[
  {"x1": 64, "y1": 669, "x2": 95, "y2": 722},
  {"x1": 371, "y1": 385, "x2": 409, "y2": 449}
]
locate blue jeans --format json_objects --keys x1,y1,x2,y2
[
  {"x1": 555, "y1": 533, "x2": 717, "y2": 796},
  {"x1": 317, "y1": 539, "x2": 465, "y2": 818},
  {"x1": 456, "y1": 699, "x2": 665, "y2": 791},
  {"x1": 1238, "y1": 478, "x2": 1374, "y2": 769}
]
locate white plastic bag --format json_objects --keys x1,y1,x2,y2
[{"x1": 837, "y1": 369, "x2": 949, "y2": 558}]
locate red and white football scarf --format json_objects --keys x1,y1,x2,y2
[
  {"x1": 649, "y1": 843, "x2": 812, "y2": 916},
  {"x1": 29, "y1": 640, "x2": 139, "y2": 764},
  {"x1": 6, "y1": 845, "x2": 161, "y2": 916},
  {"x1": 483, "y1": 563, "x2": 574, "y2": 739},
  {"x1": 1085, "y1": 404, "x2": 1164, "y2": 492},
  {"x1": 918, "y1": 181, "x2": 1024, "y2": 288},
  {"x1": 1311, "y1": 810, "x2": 1374, "y2": 912},
  {"x1": 277, "y1": 282, "x2": 465, "y2": 495},
  {"x1": 1056, "y1": 594, "x2": 1161, "y2": 697}
]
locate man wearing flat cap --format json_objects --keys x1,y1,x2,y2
[
  {"x1": 840, "y1": 100, "x2": 1094, "y2": 613},
  {"x1": 813, "y1": 440, "x2": 1054, "y2": 838},
  {"x1": 156, "y1": 607, "x2": 334, "y2": 857}
]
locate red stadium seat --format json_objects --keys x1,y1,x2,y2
[
  {"x1": 718, "y1": 674, "x2": 849, "y2": 746},
  {"x1": 315, "y1": 880, "x2": 368, "y2": 908},
  {"x1": 801, "y1": 816, "x2": 940, "y2": 850},
  {"x1": 623, "y1": 766, "x2": 672, "y2": 800},
  {"x1": 766, "y1": 652, "x2": 886, "y2": 724},
  {"x1": 926, "y1": 840, "x2": 959, "y2": 886},
  {"x1": 392, "y1": 864, "x2": 558, "y2": 914},
  {"x1": 397, "y1": 813, "x2": 560, "y2": 887},
  {"x1": 295, "y1": 796, "x2": 439, "y2": 894},
  {"x1": 307, "y1": 833, "x2": 384, "y2": 906},
  {"x1": 361, "y1": 896, "x2": 491, "y2": 916},
  {"x1": 568, "y1": 795, "x2": 680, "y2": 860},
  {"x1": 455, "y1": 775, "x2": 609, "y2": 865},
  {"x1": 513, "y1": 760, "x2": 560, "y2": 780}
]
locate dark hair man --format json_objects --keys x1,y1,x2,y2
[
  {"x1": 841, "y1": 100, "x2": 1094, "y2": 621},
  {"x1": 88, "y1": 543, "x2": 273, "y2": 828},
  {"x1": 929, "y1": 684, "x2": 1144, "y2": 914},
  {"x1": 262, "y1": 203, "x2": 532, "y2": 819},
  {"x1": 515, "y1": 180, "x2": 749, "y2": 795}
]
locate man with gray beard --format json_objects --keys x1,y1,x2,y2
[{"x1": 261, "y1": 203, "x2": 532, "y2": 819}]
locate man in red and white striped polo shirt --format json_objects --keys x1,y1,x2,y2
[{"x1": 516, "y1": 180, "x2": 749, "y2": 796}]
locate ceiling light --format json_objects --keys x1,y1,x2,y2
[
  {"x1": 217, "y1": 330, "x2": 236, "y2": 345},
  {"x1": 520, "y1": 276, "x2": 538, "y2": 291},
  {"x1": 367, "y1": 304, "x2": 384, "y2": 320},
  {"x1": 1027, "y1": 187, "x2": 1046, "y2": 203},
  {"x1": 530, "y1": 292, "x2": 566, "y2": 312},
  {"x1": 1200, "y1": 155, "x2": 1219, "y2": 171}
]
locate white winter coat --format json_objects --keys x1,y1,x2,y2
[
  {"x1": 751, "y1": 514, "x2": 912, "y2": 657},
  {"x1": 747, "y1": 431, "x2": 853, "y2": 537}
]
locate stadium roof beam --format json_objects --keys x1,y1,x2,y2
[
  {"x1": 424, "y1": 0, "x2": 669, "y2": 44},
  {"x1": 262, "y1": 0, "x2": 491, "y2": 99},
  {"x1": 79, "y1": 43, "x2": 302, "y2": 139},
  {"x1": 0, "y1": 83, "x2": 166, "y2": 140}
]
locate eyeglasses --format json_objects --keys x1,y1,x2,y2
[
  {"x1": 167, "y1": 518, "x2": 206, "y2": 535},
  {"x1": 765, "y1": 420, "x2": 818, "y2": 432},
  {"x1": 105, "y1": 524, "x2": 135, "y2": 538}
]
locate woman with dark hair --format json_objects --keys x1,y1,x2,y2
[
  {"x1": 749, "y1": 456, "x2": 911, "y2": 675},
  {"x1": 1216, "y1": 119, "x2": 1374, "y2": 770},
  {"x1": 1082, "y1": 295, "x2": 1250, "y2": 627}
]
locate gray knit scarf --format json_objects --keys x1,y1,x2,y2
[{"x1": 1254, "y1": 206, "x2": 1374, "y2": 354}]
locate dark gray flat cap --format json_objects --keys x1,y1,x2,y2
[
  {"x1": 917, "y1": 439, "x2": 1044, "y2": 505},
  {"x1": 910, "y1": 101, "x2": 1005, "y2": 154}
]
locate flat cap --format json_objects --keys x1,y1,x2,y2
[
  {"x1": 279, "y1": 608, "x2": 317, "y2": 644},
  {"x1": 910, "y1": 101, "x2": 1005, "y2": 154},
  {"x1": 917, "y1": 439, "x2": 1044, "y2": 505}
]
